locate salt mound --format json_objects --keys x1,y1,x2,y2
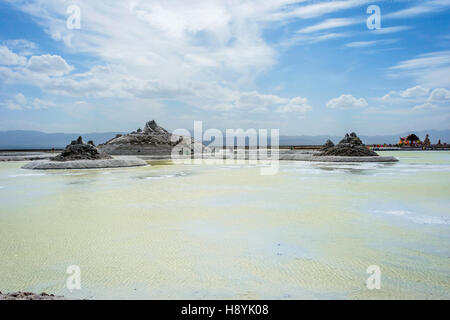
[
  {"x1": 54, "y1": 136, "x2": 112, "y2": 161},
  {"x1": 98, "y1": 120, "x2": 206, "y2": 156},
  {"x1": 317, "y1": 132, "x2": 378, "y2": 157}
]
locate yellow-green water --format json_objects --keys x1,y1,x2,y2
[{"x1": 0, "y1": 152, "x2": 449, "y2": 299}]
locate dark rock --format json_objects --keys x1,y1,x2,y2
[
  {"x1": 0, "y1": 291, "x2": 67, "y2": 300},
  {"x1": 53, "y1": 136, "x2": 112, "y2": 161},
  {"x1": 406, "y1": 134, "x2": 420, "y2": 142},
  {"x1": 423, "y1": 134, "x2": 431, "y2": 147},
  {"x1": 144, "y1": 120, "x2": 168, "y2": 134},
  {"x1": 321, "y1": 139, "x2": 335, "y2": 151},
  {"x1": 87, "y1": 140, "x2": 95, "y2": 146},
  {"x1": 317, "y1": 132, "x2": 378, "y2": 157}
]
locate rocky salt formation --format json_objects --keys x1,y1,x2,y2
[
  {"x1": 0, "y1": 291, "x2": 67, "y2": 300},
  {"x1": 144, "y1": 120, "x2": 169, "y2": 134},
  {"x1": 317, "y1": 132, "x2": 378, "y2": 157},
  {"x1": 98, "y1": 120, "x2": 206, "y2": 157},
  {"x1": 54, "y1": 136, "x2": 112, "y2": 161},
  {"x1": 23, "y1": 136, "x2": 147, "y2": 169}
]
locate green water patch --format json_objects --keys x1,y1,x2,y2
[{"x1": 146, "y1": 160, "x2": 175, "y2": 166}]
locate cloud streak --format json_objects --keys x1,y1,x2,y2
[
  {"x1": 388, "y1": 51, "x2": 450, "y2": 87},
  {"x1": 297, "y1": 17, "x2": 362, "y2": 33},
  {"x1": 385, "y1": 0, "x2": 450, "y2": 19}
]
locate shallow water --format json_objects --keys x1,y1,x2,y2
[{"x1": 0, "y1": 152, "x2": 449, "y2": 299}]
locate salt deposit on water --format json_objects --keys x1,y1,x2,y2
[
  {"x1": 9, "y1": 173, "x2": 47, "y2": 178},
  {"x1": 373, "y1": 210, "x2": 450, "y2": 225},
  {"x1": 145, "y1": 172, "x2": 187, "y2": 180}
]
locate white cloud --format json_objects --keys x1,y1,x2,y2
[
  {"x1": 326, "y1": 94, "x2": 368, "y2": 109},
  {"x1": 27, "y1": 54, "x2": 73, "y2": 76},
  {"x1": 276, "y1": 97, "x2": 312, "y2": 113},
  {"x1": 346, "y1": 40, "x2": 378, "y2": 48},
  {"x1": 345, "y1": 39, "x2": 398, "y2": 48},
  {"x1": 6, "y1": 0, "x2": 445, "y2": 128},
  {"x1": 31, "y1": 98, "x2": 56, "y2": 109},
  {"x1": 0, "y1": 93, "x2": 28, "y2": 110},
  {"x1": 12, "y1": 0, "x2": 282, "y2": 83},
  {"x1": 400, "y1": 86, "x2": 430, "y2": 98},
  {"x1": 1, "y1": 93, "x2": 56, "y2": 111},
  {"x1": 381, "y1": 86, "x2": 430, "y2": 104},
  {"x1": 249, "y1": 107, "x2": 269, "y2": 113},
  {"x1": 379, "y1": 86, "x2": 449, "y2": 112},
  {"x1": 276, "y1": 104, "x2": 311, "y2": 113},
  {"x1": 390, "y1": 51, "x2": 450, "y2": 71},
  {"x1": 413, "y1": 102, "x2": 437, "y2": 111},
  {"x1": 5, "y1": 39, "x2": 37, "y2": 56},
  {"x1": 5, "y1": 0, "x2": 386, "y2": 103},
  {"x1": 4, "y1": 101, "x2": 23, "y2": 111},
  {"x1": 0, "y1": 56, "x2": 187, "y2": 99},
  {"x1": 201, "y1": 91, "x2": 311, "y2": 114},
  {"x1": 428, "y1": 88, "x2": 450, "y2": 102},
  {"x1": 14, "y1": 93, "x2": 27, "y2": 105},
  {"x1": 0, "y1": 46, "x2": 27, "y2": 65},
  {"x1": 284, "y1": 32, "x2": 351, "y2": 46},
  {"x1": 200, "y1": 103, "x2": 234, "y2": 111},
  {"x1": 4, "y1": 0, "x2": 318, "y2": 116},
  {"x1": 371, "y1": 26, "x2": 412, "y2": 34},
  {"x1": 237, "y1": 91, "x2": 286, "y2": 108},
  {"x1": 271, "y1": 0, "x2": 374, "y2": 20},
  {"x1": 381, "y1": 91, "x2": 397, "y2": 103}
]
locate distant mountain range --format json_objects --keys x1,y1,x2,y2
[
  {"x1": 0, "y1": 131, "x2": 125, "y2": 149},
  {"x1": 0, "y1": 129, "x2": 449, "y2": 149}
]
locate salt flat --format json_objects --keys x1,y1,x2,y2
[{"x1": 0, "y1": 151, "x2": 448, "y2": 299}]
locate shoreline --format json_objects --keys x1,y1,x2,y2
[
  {"x1": 1, "y1": 151, "x2": 403, "y2": 165},
  {"x1": 21, "y1": 157, "x2": 148, "y2": 170},
  {"x1": 2, "y1": 147, "x2": 449, "y2": 153}
]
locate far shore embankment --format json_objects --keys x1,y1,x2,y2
[
  {"x1": 3, "y1": 145, "x2": 449, "y2": 153},
  {"x1": 2, "y1": 147, "x2": 318, "y2": 153}
]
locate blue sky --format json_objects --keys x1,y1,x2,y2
[{"x1": 0, "y1": 0, "x2": 449, "y2": 135}]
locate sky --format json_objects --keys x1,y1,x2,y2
[{"x1": 0, "y1": 0, "x2": 449, "y2": 136}]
